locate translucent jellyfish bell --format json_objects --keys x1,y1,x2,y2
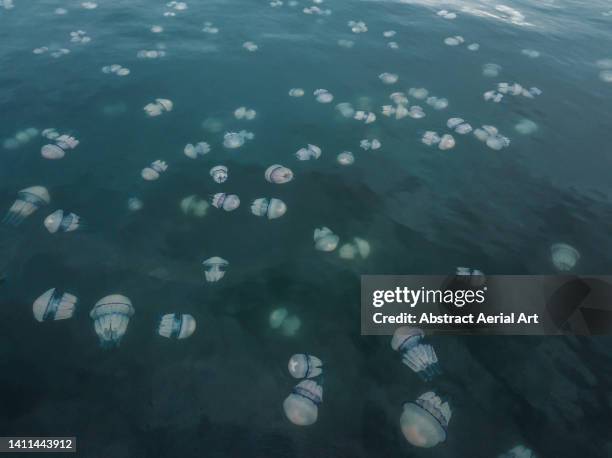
[
  {"x1": 141, "y1": 160, "x2": 168, "y2": 181},
  {"x1": 250, "y1": 198, "x2": 287, "y2": 219},
  {"x1": 438, "y1": 134, "x2": 455, "y2": 150},
  {"x1": 269, "y1": 307, "x2": 289, "y2": 329},
  {"x1": 551, "y1": 243, "x2": 580, "y2": 271},
  {"x1": 202, "y1": 256, "x2": 228, "y2": 282},
  {"x1": 211, "y1": 193, "x2": 240, "y2": 211},
  {"x1": 379, "y1": 73, "x2": 399, "y2": 85},
  {"x1": 339, "y1": 237, "x2": 370, "y2": 260},
  {"x1": 314, "y1": 227, "x2": 339, "y2": 252},
  {"x1": 43, "y1": 210, "x2": 83, "y2": 233},
  {"x1": 223, "y1": 132, "x2": 245, "y2": 149},
  {"x1": 180, "y1": 195, "x2": 209, "y2": 217},
  {"x1": 288, "y1": 88, "x2": 304, "y2": 97},
  {"x1": 3, "y1": 186, "x2": 50, "y2": 226},
  {"x1": 336, "y1": 151, "x2": 354, "y2": 166},
  {"x1": 400, "y1": 392, "x2": 451, "y2": 448},
  {"x1": 265, "y1": 164, "x2": 294, "y2": 184},
  {"x1": 33, "y1": 288, "x2": 78, "y2": 322},
  {"x1": 499, "y1": 445, "x2": 536, "y2": 458},
  {"x1": 335, "y1": 102, "x2": 355, "y2": 118},
  {"x1": 210, "y1": 165, "x2": 228, "y2": 184},
  {"x1": 158, "y1": 313, "x2": 196, "y2": 339},
  {"x1": 295, "y1": 144, "x2": 321, "y2": 161},
  {"x1": 402, "y1": 344, "x2": 441, "y2": 381},
  {"x1": 90, "y1": 294, "x2": 134, "y2": 348},
  {"x1": 184, "y1": 142, "x2": 211, "y2": 159},
  {"x1": 391, "y1": 326, "x2": 424, "y2": 352},
  {"x1": 314, "y1": 89, "x2": 333, "y2": 103},
  {"x1": 41, "y1": 144, "x2": 66, "y2": 160},
  {"x1": 288, "y1": 354, "x2": 323, "y2": 379},
  {"x1": 283, "y1": 379, "x2": 323, "y2": 426},
  {"x1": 281, "y1": 315, "x2": 301, "y2": 336}
]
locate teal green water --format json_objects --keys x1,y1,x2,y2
[{"x1": 0, "y1": 1, "x2": 612, "y2": 457}]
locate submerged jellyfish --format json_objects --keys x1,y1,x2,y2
[
  {"x1": 447, "y1": 118, "x2": 472, "y2": 135},
  {"x1": 295, "y1": 144, "x2": 321, "y2": 161},
  {"x1": 338, "y1": 237, "x2": 370, "y2": 260},
  {"x1": 41, "y1": 133, "x2": 79, "y2": 160},
  {"x1": 438, "y1": 134, "x2": 455, "y2": 150},
  {"x1": 314, "y1": 227, "x2": 339, "y2": 252},
  {"x1": 314, "y1": 89, "x2": 333, "y2": 103},
  {"x1": 180, "y1": 195, "x2": 209, "y2": 217},
  {"x1": 515, "y1": 119, "x2": 538, "y2": 135},
  {"x1": 211, "y1": 193, "x2": 240, "y2": 211},
  {"x1": 354, "y1": 110, "x2": 376, "y2": 124},
  {"x1": 409, "y1": 88, "x2": 429, "y2": 100},
  {"x1": 425, "y1": 96, "x2": 448, "y2": 110},
  {"x1": 127, "y1": 197, "x2": 143, "y2": 212},
  {"x1": 402, "y1": 344, "x2": 441, "y2": 381},
  {"x1": 210, "y1": 165, "x2": 228, "y2": 183},
  {"x1": 521, "y1": 49, "x2": 540, "y2": 58},
  {"x1": 33, "y1": 288, "x2": 78, "y2": 322},
  {"x1": 158, "y1": 313, "x2": 196, "y2": 339},
  {"x1": 202, "y1": 257, "x2": 228, "y2": 282},
  {"x1": 288, "y1": 354, "x2": 323, "y2": 379},
  {"x1": 474, "y1": 126, "x2": 510, "y2": 151},
  {"x1": 223, "y1": 131, "x2": 253, "y2": 149},
  {"x1": 43, "y1": 210, "x2": 83, "y2": 233},
  {"x1": 141, "y1": 160, "x2": 168, "y2": 181},
  {"x1": 551, "y1": 243, "x2": 580, "y2": 271},
  {"x1": 360, "y1": 139, "x2": 381, "y2": 150},
  {"x1": 269, "y1": 307, "x2": 289, "y2": 329},
  {"x1": 234, "y1": 107, "x2": 257, "y2": 120},
  {"x1": 379, "y1": 73, "x2": 399, "y2": 85},
  {"x1": 335, "y1": 102, "x2": 355, "y2": 118},
  {"x1": 243, "y1": 41, "x2": 258, "y2": 52},
  {"x1": 3, "y1": 186, "x2": 50, "y2": 226},
  {"x1": 184, "y1": 142, "x2": 210, "y2": 159},
  {"x1": 499, "y1": 445, "x2": 536, "y2": 458},
  {"x1": 422, "y1": 131, "x2": 441, "y2": 146},
  {"x1": 265, "y1": 164, "x2": 293, "y2": 184},
  {"x1": 482, "y1": 63, "x2": 502, "y2": 78},
  {"x1": 444, "y1": 35, "x2": 464, "y2": 46},
  {"x1": 391, "y1": 326, "x2": 425, "y2": 352},
  {"x1": 90, "y1": 295, "x2": 134, "y2": 347},
  {"x1": 250, "y1": 198, "x2": 287, "y2": 219},
  {"x1": 289, "y1": 88, "x2": 305, "y2": 97},
  {"x1": 144, "y1": 98, "x2": 173, "y2": 116},
  {"x1": 283, "y1": 379, "x2": 323, "y2": 426},
  {"x1": 400, "y1": 392, "x2": 451, "y2": 448},
  {"x1": 336, "y1": 151, "x2": 354, "y2": 165}
]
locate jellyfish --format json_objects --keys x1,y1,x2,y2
[
  {"x1": 474, "y1": 126, "x2": 510, "y2": 150},
  {"x1": 184, "y1": 142, "x2": 211, "y2": 159},
  {"x1": 127, "y1": 197, "x2": 143, "y2": 212},
  {"x1": 180, "y1": 195, "x2": 209, "y2": 217},
  {"x1": 151, "y1": 25, "x2": 164, "y2": 33},
  {"x1": 210, "y1": 165, "x2": 228, "y2": 183},
  {"x1": 41, "y1": 144, "x2": 66, "y2": 160},
  {"x1": 141, "y1": 160, "x2": 168, "y2": 181},
  {"x1": 426, "y1": 97, "x2": 448, "y2": 110},
  {"x1": 234, "y1": 107, "x2": 257, "y2": 120},
  {"x1": 499, "y1": 445, "x2": 536, "y2": 458},
  {"x1": 202, "y1": 22, "x2": 219, "y2": 33},
  {"x1": 288, "y1": 354, "x2": 323, "y2": 379},
  {"x1": 521, "y1": 49, "x2": 540, "y2": 59},
  {"x1": 3, "y1": 186, "x2": 50, "y2": 226},
  {"x1": 90, "y1": 294, "x2": 134, "y2": 348},
  {"x1": 223, "y1": 131, "x2": 252, "y2": 149},
  {"x1": 409, "y1": 88, "x2": 429, "y2": 100},
  {"x1": 269, "y1": 307, "x2": 289, "y2": 329},
  {"x1": 391, "y1": 326, "x2": 424, "y2": 352},
  {"x1": 314, "y1": 227, "x2": 339, "y2": 252},
  {"x1": 551, "y1": 243, "x2": 580, "y2": 271},
  {"x1": 388, "y1": 41, "x2": 399, "y2": 49},
  {"x1": 339, "y1": 237, "x2": 370, "y2": 260},
  {"x1": 211, "y1": 193, "x2": 240, "y2": 211},
  {"x1": 422, "y1": 131, "x2": 440, "y2": 146},
  {"x1": 33, "y1": 288, "x2": 78, "y2": 322},
  {"x1": 295, "y1": 144, "x2": 321, "y2": 161},
  {"x1": 515, "y1": 119, "x2": 538, "y2": 135},
  {"x1": 43, "y1": 210, "x2": 83, "y2": 233},
  {"x1": 283, "y1": 380, "x2": 323, "y2": 426},
  {"x1": 337, "y1": 151, "x2": 354, "y2": 166},
  {"x1": 265, "y1": 164, "x2": 294, "y2": 184},
  {"x1": 144, "y1": 98, "x2": 173, "y2": 117},
  {"x1": 438, "y1": 134, "x2": 455, "y2": 150},
  {"x1": 314, "y1": 89, "x2": 333, "y2": 103},
  {"x1": 379, "y1": 73, "x2": 399, "y2": 85},
  {"x1": 402, "y1": 344, "x2": 441, "y2": 381},
  {"x1": 251, "y1": 198, "x2": 287, "y2": 219},
  {"x1": 354, "y1": 111, "x2": 376, "y2": 124},
  {"x1": 400, "y1": 392, "x2": 451, "y2": 448},
  {"x1": 281, "y1": 315, "x2": 301, "y2": 336},
  {"x1": 289, "y1": 88, "x2": 305, "y2": 97},
  {"x1": 444, "y1": 35, "x2": 464, "y2": 46},
  {"x1": 447, "y1": 118, "x2": 472, "y2": 134},
  {"x1": 482, "y1": 63, "x2": 502, "y2": 77},
  {"x1": 467, "y1": 43, "x2": 480, "y2": 51},
  {"x1": 408, "y1": 106, "x2": 426, "y2": 119},
  {"x1": 360, "y1": 139, "x2": 381, "y2": 150},
  {"x1": 243, "y1": 41, "x2": 258, "y2": 52},
  {"x1": 202, "y1": 257, "x2": 228, "y2": 282},
  {"x1": 335, "y1": 102, "x2": 355, "y2": 118},
  {"x1": 348, "y1": 20, "x2": 367, "y2": 33},
  {"x1": 158, "y1": 313, "x2": 196, "y2": 339}
]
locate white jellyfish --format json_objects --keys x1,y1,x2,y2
[
  {"x1": 482, "y1": 63, "x2": 502, "y2": 78},
  {"x1": 338, "y1": 237, "x2": 370, "y2": 260},
  {"x1": 157, "y1": 313, "x2": 196, "y2": 339},
  {"x1": 141, "y1": 160, "x2": 168, "y2": 181},
  {"x1": 335, "y1": 102, "x2": 355, "y2": 119},
  {"x1": 211, "y1": 193, "x2": 240, "y2": 211},
  {"x1": 251, "y1": 198, "x2": 287, "y2": 219},
  {"x1": 360, "y1": 139, "x2": 381, "y2": 150},
  {"x1": 243, "y1": 41, "x2": 258, "y2": 52},
  {"x1": 202, "y1": 257, "x2": 228, "y2": 282},
  {"x1": 3, "y1": 186, "x2": 50, "y2": 226},
  {"x1": 288, "y1": 354, "x2": 323, "y2": 379},
  {"x1": 444, "y1": 35, "x2": 464, "y2": 46},
  {"x1": 314, "y1": 89, "x2": 333, "y2": 103},
  {"x1": 348, "y1": 20, "x2": 367, "y2": 33},
  {"x1": 499, "y1": 445, "x2": 536, "y2": 458},
  {"x1": 409, "y1": 88, "x2": 429, "y2": 100},
  {"x1": 515, "y1": 119, "x2": 538, "y2": 135},
  {"x1": 41, "y1": 133, "x2": 79, "y2": 160},
  {"x1": 551, "y1": 243, "x2": 580, "y2": 271},
  {"x1": 184, "y1": 142, "x2": 211, "y2": 159},
  {"x1": 90, "y1": 294, "x2": 134, "y2": 348},
  {"x1": 281, "y1": 315, "x2": 301, "y2": 336},
  {"x1": 521, "y1": 49, "x2": 540, "y2": 59},
  {"x1": 127, "y1": 197, "x2": 143, "y2": 212},
  {"x1": 314, "y1": 227, "x2": 339, "y2": 252},
  {"x1": 402, "y1": 344, "x2": 440, "y2": 381},
  {"x1": 400, "y1": 392, "x2": 451, "y2": 448},
  {"x1": 144, "y1": 98, "x2": 173, "y2": 117},
  {"x1": 43, "y1": 210, "x2": 83, "y2": 233},
  {"x1": 354, "y1": 110, "x2": 376, "y2": 124},
  {"x1": 425, "y1": 96, "x2": 448, "y2": 110},
  {"x1": 265, "y1": 164, "x2": 294, "y2": 184},
  {"x1": 234, "y1": 107, "x2": 257, "y2": 120},
  {"x1": 467, "y1": 43, "x2": 480, "y2": 51},
  {"x1": 295, "y1": 144, "x2": 321, "y2": 161},
  {"x1": 474, "y1": 126, "x2": 510, "y2": 151},
  {"x1": 223, "y1": 131, "x2": 253, "y2": 149},
  {"x1": 379, "y1": 73, "x2": 399, "y2": 85},
  {"x1": 180, "y1": 195, "x2": 209, "y2": 217},
  {"x1": 336, "y1": 151, "x2": 354, "y2": 166},
  {"x1": 289, "y1": 88, "x2": 305, "y2": 97},
  {"x1": 283, "y1": 379, "x2": 323, "y2": 426},
  {"x1": 391, "y1": 326, "x2": 424, "y2": 352},
  {"x1": 41, "y1": 144, "x2": 66, "y2": 160},
  {"x1": 210, "y1": 165, "x2": 228, "y2": 184},
  {"x1": 438, "y1": 134, "x2": 455, "y2": 150},
  {"x1": 422, "y1": 131, "x2": 441, "y2": 146},
  {"x1": 269, "y1": 307, "x2": 289, "y2": 329},
  {"x1": 33, "y1": 288, "x2": 78, "y2": 322}
]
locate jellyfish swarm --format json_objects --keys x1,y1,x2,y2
[
  {"x1": 33, "y1": 288, "x2": 78, "y2": 322},
  {"x1": 202, "y1": 257, "x2": 228, "y2": 282},
  {"x1": 211, "y1": 193, "x2": 240, "y2": 211},
  {"x1": 158, "y1": 313, "x2": 196, "y2": 339},
  {"x1": 314, "y1": 227, "x2": 339, "y2": 252},
  {"x1": 551, "y1": 243, "x2": 580, "y2": 271},
  {"x1": 391, "y1": 327, "x2": 441, "y2": 381},
  {"x1": 251, "y1": 198, "x2": 287, "y2": 220},
  {"x1": 283, "y1": 379, "x2": 323, "y2": 426},
  {"x1": 44, "y1": 210, "x2": 83, "y2": 233},
  {"x1": 288, "y1": 354, "x2": 323, "y2": 379},
  {"x1": 3, "y1": 186, "x2": 50, "y2": 226},
  {"x1": 400, "y1": 392, "x2": 451, "y2": 448},
  {"x1": 265, "y1": 164, "x2": 293, "y2": 184},
  {"x1": 90, "y1": 295, "x2": 134, "y2": 348}
]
